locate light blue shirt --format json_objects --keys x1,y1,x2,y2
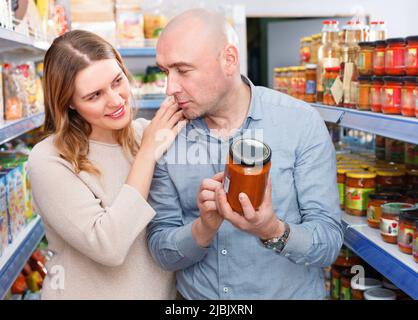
[{"x1": 147, "y1": 77, "x2": 343, "y2": 299}]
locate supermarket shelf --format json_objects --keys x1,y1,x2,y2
[
  {"x1": 0, "y1": 112, "x2": 45, "y2": 145},
  {"x1": 0, "y1": 27, "x2": 49, "y2": 58},
  {"x1": 311, "y1": 103, "x2": 418, "y2": 144},
  {"x1": 118, "y1": 47, "x2": 156, "y2": 57},
  {"x1": 0, "y1": 215, "x2": 45, "y2": 299},
  {"x1": 341, "y1": 212, "x2": 418, "y2": 299}
]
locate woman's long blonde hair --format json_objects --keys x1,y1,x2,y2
[{"x1": 43, "y1": 30, "x2": 139, "y2": 175}]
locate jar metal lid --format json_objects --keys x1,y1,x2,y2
[
  {"x1": 376, "y1": 169, "x2": 405, "y2": 177},
  {"x1": 381, "y1": 202, "x2": 414, "y2": 215},
  {"x1": 375, "y1": 40, "x2": 387, "y2": 46},
  {"x1": 230, "y1": 138, "x2": 272, "y2": 167},
  {"x1": 403, "y1": 76, "x2": 418, "y2": 83},
  {"x1": 371, "y1": 76, "x2": 384, "y2": 83},
  {"x1": 383, "y1": 76, "x2": 403, "y2": 83},
  {"x1": 364, "y1": 288, "x2": 397, "y2": 300},
  {"x1": 386, "y1": 37, "x2": 406, "y2": 44},
  {"x1": 406, "y1": 35, "x2": 418, "y2": 43},
  {"x1": 359, "y1": 41, "x2": 376, "y2": 47},
  {"x1": 368, "y1": 192, "x2": 403, "y2": 201},
  {"x1": 346, "y1": 171, "x2": 376, "y2": 179},
  {"x1": 305, "y1": 63, "x2": 317, "y2": 69},
  {"x1": 358, "y1": 75, "x2": 372, "y2": 81},
  {"x1": 399, "y1": 207, "x2": 418, "y2": 222},
  {"x1": 351, "y1": 277, "x2": 382, "y2": 291}
]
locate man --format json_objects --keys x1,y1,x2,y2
[{"x1": 147, "y1": 8, "x2": 343, "y2": 300}]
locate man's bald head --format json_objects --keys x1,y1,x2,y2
[{"x1": 159, "y1": 8, "x2": 239, "y2": 52}]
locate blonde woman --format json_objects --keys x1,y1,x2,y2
[{"x1": 28, "y1": 30, "x2": 184, "y2": 299}]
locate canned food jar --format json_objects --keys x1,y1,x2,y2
[
  {"x1": 380, "y1": 203, "x2": 414, "y2": 244},
  {"x1": 375, "y1": 169, "x2": 405, "y2": 192},
  {"x1": 398, "y1": 206, "x2": 418, "y2": 254},
  {"x1": 305, "y1": 64, "x2": 317, "y2": 102},
  {"x1": 224, "y1": 138, "x2": 272, "y2": 214},
  {"x1": 406, "y1": 169, "x2": 418, "y2": 190},
  {"x1": 345, "y1": 171, "x2": 376, "y2": 216},
  {"x1": 351, "y1": 278, "x2": 382, "y2": 300},
  {"x1": 358, "y1": 42, "x2": 375, "y2": 75},
  {"x1": 385, "y1": 38, "x2": 406, "y2": 76},
  {"x1": 370, "y1": 76, "x2": 384, "y2": 112},
  {"x1": 373, "y1": 40, "x2": 386, "y2": 76},
  {"x1": 357, "y1": 75, "x2": 372, "y2": 110},
  {"x1": 367, "y1": 193, "x2": 403, "y2": 228},
  {"x1": 382, "y1": 76, "x2": 403, "y2": 114},
  {"x1": 405, "y1": 36, "x2": 418, "y2": 76},
  {"x1": 401, "y1": 76, "x2": 417, "y2": 117}
]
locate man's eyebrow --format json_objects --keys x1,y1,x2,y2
[
  {"x1": 81, "y1": 72, "x2": 123, "y2": 99},
  {"x1": 157, "y1": 62, "x2": 194, "y2": 69}
]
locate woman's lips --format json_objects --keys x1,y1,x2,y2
[{"x1": 106, "y1": 105, "x2": 125, "y2": 119}]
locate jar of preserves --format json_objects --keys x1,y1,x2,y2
[
  {"x1": 334, "y1": 246, "x2": 362, "y2": 267},
  {"x1": 345, "y1": 171, "x2": 376, "y2": 216},
  {"x1": 357, "y1": 76, "x2": 371, "y2": 110},
  {"x1": 367, "y1": 193, "x2": 403, "y2": 228},
  {"x1": 405, "y1": 143, "x2": 418, "y2": 169},
  {"x1": 351, "y1": 278, "x2": 382, "y2": 300},
  {"x1": 297, "y1": 66, "x2": 306, "y2": 100},
  {"x1": 304, "y1": 64, "x2": 317, "y2": 102},
  {"x1": 358, "y1": 42, "x2": 375, "y2": 75},
  {"x1": 369, "y1": 21, "x2": 387, "y2": 41},
  {"x1": 401, "y1": 76, "x2": 417, "y2": 117},
  {"x1": 373, "y1": 40, "x2": 386, "y2": 76},
  {"x1": 413, "y1": 221, "x2": 418, "y2": 263},
  {"x1": 375, "y1": 136, "x2": 386, "y2": 161},
  {"x1": 406, "y1": 169, "x2": 418, "y2": 189},
  {"x1": 380, "y1": 203, "x2": 414, "y2": 244},
  {"x1": 289, "y1": 67, "x2": 298, "y2": 98},
  {"x1": 405, "y1": 36, "x2": 418, "y2": 76},
  {"x1": 324, "y1": 66, "x2": 340, "y2": 105},
  {"x1": 375, "y1": 169, "x2": 405, "y2": 192},
  {"x1": 398, "y1": 206, "x2": 418, "y2": 254},
  {"x1": 382, "y1": 76, "x2": 403, "y2": 114},
  {"x1": 370, "y1": 76, "x2": 384, "y2": 112},
  {"x1": 273, "y1": 68, "x2": 281, "y2": 91},
  {"x1": 300, "y1": 37, "x2": 312, "y2": 65},
  {"x1": 224, "y1": 138, "x2": 272, "y2": 214},
  {"x1": 364, "y1": 288, "x2": 397, "y2": 300},
  {"x1": 310, "y1": 33, "x2": 321, "y2": 64},
  {"x1": 385, "y1": 38, "x2": 406, "y2": 76},
  {"x1": 340, "y1": 269, "x2": 354, "y2": 300},
  {"x1": 385, "y1": 138, "x2": 405, "y2": 163}
]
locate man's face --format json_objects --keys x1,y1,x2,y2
[{"x1": 156, "y1": 29, "x2": 229, "y2": 120}]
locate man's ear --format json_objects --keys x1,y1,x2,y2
[{"x1": 223, "y1": 44, "x2": 239, "y2": 76}]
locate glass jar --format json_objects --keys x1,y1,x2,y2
[
  {"x1": 364, "y1": 288, "x2": 397, "y2": 300},
  {"x1": 398, "y1": 207, "x2": 418, "y2": 254},
  {"x1": 385, "y1": 38, "x2": 406, "y2": 76},
  {"x1": 345, "y1": 171, "x2": 376, "y2": 216},
  {"x1": 406, "y1": 169, "x2": 418, "y2": 189},
  {"x1": 375, "y1": 136, "x2": 386, "y2": 161},
  {"x1": 273, "y1": 68, "x2": 281, "y2": 91},
  {"x1": 382, "y1": 76, "x2": 403, "y2": 114},
  {"x1": 310, "y1": 33, "x2": 321, "y2": 65},
  {"x1": 337, "y1": 167, "x2": 359, "y2": 210},
  {"x1": 351, "y1": 278, "x2": 382, "y2": 300},
  {"x1": 405, "y1": 143, "x2": 418, "y2": 170},
  {"x1": 358, "y1": 42, "x2": 375, "y2": 75},
  {"x1": 375, "y1": 169, "x2": 405, "y2": 192},
  {"x1": 300, "y1": 37, "x2": 312, "y2": 65},
  {"x1": 367, "y1": 193, "x2": 403, "y2": 228},
  {"x1": 324, "y1": 66, "x2": 340, "y2": 105},
  {"x1": 413, "y1": 221, "x2": 418, "y2": 263},
  {"x1": 380, "y1": 203, "x2": 414, "y2": 244},
  {"x1": 369, "y1": 21, "x2": 387, "y2": 41},
  {"x1": 304, "y1": 64, "x2": 317, "y2": 102},
  {"x1": 340, "y1": 269, "x2": 354, "y2": 300},
  {"x1": 405, "y1": 36, "x2": 418, "y2": 76},
  {"x1": 373, "y1": 40, "x2": 386, "y2": 76},
  {"x1": 370, "y1": 76, "x2": 384, "y2": 112},
  {"x1": 385, "y1": 138, "x2": 405, "y2": 163},
  {"x1": 297, "y1": 66, "x2": 306, "y2": 100},
  {"x1": 401, "y1": 76, "x2": 417, "y2": 117},
  {"x1": 357, "y1": 76, "x2": 371, "y2": 110},
  {"x1": 224, "y1": 139, "x2": 272, "y2": 214},
  {"x1": 289, "y1": 67, "x2": 298, "y2": 98},
  {"x1": 334, "y1": 246, "x2": 362, "y2": 267}
]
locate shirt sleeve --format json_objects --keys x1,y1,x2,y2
[
  {"x1": 146, "y1": 156, "x2": 209, "y2": 272},
  {"x1": 280, "y1": 108, "x2": 344, "y2": 267},
  {"x1": 28, "y1": 147, "x2": 156, "y2": 267}
]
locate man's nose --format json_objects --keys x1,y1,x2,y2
[{"x1": 166, "y1": 74, "x2": 182, "y2": 96}]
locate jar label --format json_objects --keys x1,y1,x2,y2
[
  {"x1": 358, "y1": 52, "x2": 366, "y2": 70},
  {"x1": 402, "y1": 88, "x2": 415, "y2": 110},
  {"x1": 374, "y1": 51, "x2": 385, "y2": 68},
  {"x1": 331, "y1": 278, "x2": 340, "y2": 299},
  {"x1": 345, "y1": 187, "x2": 374, "y2": 211},
  {"x1": 338, "y1": 183, "x2": 345, "y2": 206},
  {"x1": 306, "y1": 80, "x2": 316, "y2": 95},
  {"x1": 340, "y1": 285, "x2": 352, "y2": 300},
  {"x1": 380, "y1": 217, "x2": 399, "y2": 237},
  {"x1": 406, "y1": 48, "x2": 417, "y2": 67},
  {"x1": 385, "y1": 48, "x2": 405, "y2": 69},
  {"x1": 398, "y1": 226, "x2": 415, "y2": 249},
  {"x1": 367, "y1": 205, "x2": 381, "y2": 223},
  {"x1": 224, "y1": 176, "x2": 230, "y2": 193},
  {"x1": 371, "y1": 87, "x2": 381, "y2": 106},
  {"x1": 383, "y1": 88, "x2": 402, "y2": 110}
]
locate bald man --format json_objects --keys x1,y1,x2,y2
[{"x1": 147, "y1": 9, "x2": 343, "y2": 300}]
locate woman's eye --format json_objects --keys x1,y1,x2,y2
[{"x1": 88, "y1": 92, "x2": 100, "y2": 101}]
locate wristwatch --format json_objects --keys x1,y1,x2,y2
[{"x1": 260, "y1": 221, "x2": 290, "y2": 253}]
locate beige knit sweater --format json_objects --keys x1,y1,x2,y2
[{"x1": 28, "y1": 118, "x2": 176, "y2": 300}]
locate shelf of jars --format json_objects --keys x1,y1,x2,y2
[
  {"x1": 341, "y1": 211, "x2": 418, "y2": 299},
  {"x1": 0, "y1": 215, "x2": 45, "y2": 299},
  {"x1": 311, "y1": 103, "x2": 418, "y2": 145},
  {"x1": 0, "y1": 112, "x2": 45, "y2": 146}
]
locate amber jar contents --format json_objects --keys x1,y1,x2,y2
[
  {"x1": 375, "y1": 169, "x2": 405, "y2": 192},
  {"x1": 413, "y1": 221, "x2": 418, "y2": 263},
  {"x1": 224, "y1": 139, "x2": 272, "y2": 214},
  {"x1": 405, "y1": 36, "x2": 418, "y2": 76},
  {"x1": 324, "y1": 66, "x2": 340, "y2": 105},
  {"x1": 370, "y1": 76, "x2": 384, "y2": 112},
  {"x1": 385, "y1": 38, "x2": 406, "y2": 76},
  {"x1": 382, "y1": 76, "x2": 403, "y2": 114},
  {"x1": 373, "y1": 40, "x2": 386, "y2": 76},
  {"x1": 358, "y1": 42, "x2": 374, "y2": 75},
  {"x1": 367, "y1": 193, "x2": 403, "y2": 228},
  {"x1": 398, "y1": 207, "x2": 418, "y2": 254},
  {"x1": 345, "y1": 171, "x2": 376, "y2": 216},
  {"x1": 351, "y1": 278, "x2": 382, "y2": 300},
  {"x1": 334, "y1": 246, "x2": 362, "y2": 267},
  {"x1": 380, "y1": 203, "x2": 414, "y2": 244},
  {"x1": 304, "y1": 64, "x2": 317, "y2": 102},
  {"x1": 357, "y1": 76, "x2": 371, "y2": 110},
  {"x1": 402, "y1": 76, "x2": 417, "y2": 117}
]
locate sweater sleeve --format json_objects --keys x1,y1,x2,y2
[{"x1": 28, "y1": 142, "x2": 156, "y2": 267}]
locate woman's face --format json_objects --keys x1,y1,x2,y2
[{"x1": 72, "y1": 58, "x2": 131, "y2": 143}]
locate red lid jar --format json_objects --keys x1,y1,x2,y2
[
  {"x1": 371, "y1": 76, "x2": 384, "y2": 112},
  {"x1": 401, "y1": 76, "x2": 417, "y2": 117},
  {"x1": 382, "y1": 76, "x2": 403, "y2": 114},
  {"x1": 405, "y1": 36, "x2": 418, "y2": 76},
  {"x1": 373, "y1": 40, "x2": 386, "y2": 76},
  {"x1": 385, "y1": 38, "x2": 406, "y2": 76}
]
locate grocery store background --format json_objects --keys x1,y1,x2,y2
[{"x1": 0, "y1": 0, "x2": 417, "y2": 300}]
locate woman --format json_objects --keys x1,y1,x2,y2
[{"x1": 28, "y1": 30, "x2": 185, "y2": 299}]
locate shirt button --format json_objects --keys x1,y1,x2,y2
[
  {"x1": 221, "y1": 249, "x2": 228, "y2": 255},
  {"x1": 223, "y1": 287, "x2": 229, "y2": 293}
]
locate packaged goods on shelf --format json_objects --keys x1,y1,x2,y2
[
  {"x1": 132, "y1": 66, "x2": 167, "y2": 98},
  {"x1": 71, "y1": 21, "x2": 116, "y2": 47},
  {"x1": 115, "y1": 3, "x2": 145, "y2": 48}
]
